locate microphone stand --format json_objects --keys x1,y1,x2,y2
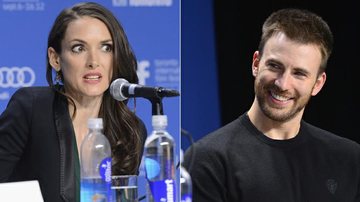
[
  {"x1": 150, "y1": 97, "x2": 164, "y2": 116},
  {"x1": 146, "y1": 87, "x2": 179, "y2": 116}
]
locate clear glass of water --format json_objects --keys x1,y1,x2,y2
[{"x1": 111, "y1": 175, "x2": 138, "y2": 202}]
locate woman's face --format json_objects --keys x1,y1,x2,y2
[{"x1": 50, "y1": 16, "x2": 113, "y2": 101}]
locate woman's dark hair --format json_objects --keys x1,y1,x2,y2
[{"x1": 46, "y1": 2, "x2": 142, "y2": 175}]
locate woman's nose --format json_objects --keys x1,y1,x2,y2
[{"x1": 86, "y1": 50, "x2": 99, "y2": 69}]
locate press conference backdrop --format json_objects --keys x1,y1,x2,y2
[
  {"x1": 181, "y1": 0, "x2": 221, "y2": 151},
  {"x1": 0, "y1": 0, "x2": 180, "y2": 199}
]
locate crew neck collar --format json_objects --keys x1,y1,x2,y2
[{"x1": 241, "y1": 113, "x2": 308, "y2": 148}]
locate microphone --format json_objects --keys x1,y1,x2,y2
[{"x1": 110, "y1": 78, "x2": 180, "y2": 101}]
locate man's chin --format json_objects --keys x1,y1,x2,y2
[{"x1": 262, "y1": 108, "x2": 296, "y2": 122}]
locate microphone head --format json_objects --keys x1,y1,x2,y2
[
  {"x1": 110, "y1": 78, "x2": 129, "y2": 101},
  {"x1": 157, "y1": 87, "x2": 180, "y2": 97}
]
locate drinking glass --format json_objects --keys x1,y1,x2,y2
[{"x1": 111, "y1": 175, "x2": 138, "y2": 202}]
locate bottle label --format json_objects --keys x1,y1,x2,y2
[
  {"x1": 181, "y1": 194, "x2": 192, "y2": 202},
  {"x1": 99, "y1": 157, "x2": 112, "y2": 183},
  {"x1": 148, "y1": 179, "x2": 176, "y2": 202},
  {"x1": 144, "y1": 157, "x2": 161, "y2": 179}
]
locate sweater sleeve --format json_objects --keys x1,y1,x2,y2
[
  {"x1": 184, "y1": 142, "x2": 228, "y2": 202},
  {"x1": 0, "y1": 88, "x2": 33, "y2": 181}
]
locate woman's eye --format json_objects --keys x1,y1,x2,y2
[
  {"x1": 102, "y1": 44, "x2": 113, "y2": 52},
  {"x1": 71, "y1": 45, "x2": 84, "y2": 53}
]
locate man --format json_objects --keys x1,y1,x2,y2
[{"x1": 184, "y1": 8, "x2": 360, "y2": 202}]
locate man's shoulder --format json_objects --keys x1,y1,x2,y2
[
  {"x1": 186, "y1": 114, "x2": 252, "y2": 158},
  {"x1": 304, "y1": 121, "x2": 360, "y2": 153},
  {"x1": 197, "y1": 116, "x2": 245, "y2": 147},
  {"x1": 183, "y1": 115, "x2": 251, "y2": 175}
]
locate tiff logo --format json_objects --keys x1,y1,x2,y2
[{"x1": 137, "y1": 60, "x2": 150, "y2": 85}]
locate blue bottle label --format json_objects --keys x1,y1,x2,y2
[
  {"x1": 181, "y1": 194, "x2": 192, "y2": 202},
  {"x1": 99, "y1": 157, "x2": 112, "y2": 183},
  {"x1": 144, "y1": 157, "x2": 161, "y2": 179},
  {"x1": 148, "y1": 179, "x2": 176, "y2": 202}
]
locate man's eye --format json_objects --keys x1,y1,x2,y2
[
  {"x1": 294, "y1": 71, "x2": 307, "y2": 77},
  {"x1": 268, "y1": 63, "x2": 280, "y2": 70}
]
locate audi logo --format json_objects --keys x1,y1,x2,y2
[{"x1": 0, "y1": 66, "x2": 36, "y2": 88}]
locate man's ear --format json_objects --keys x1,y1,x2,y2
[
  {"x1": 252, "y1": 51, "x2": 260, "y2": 77},
  {"x1": 311, "y1": 72, "x2": 326, "y2": 96},
  {"x1": 48, "y1": 47, "x2": 60, "y2": 71}
]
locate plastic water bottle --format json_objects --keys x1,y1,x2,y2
[
  {"x1": 80, "y1": 118, "x2": 112, "y2": 202},
  {"x1": 144, "y1": 115, "x2": 176, "y2": 202},
  {"x1": 180, "y1": 150, "x2": 192, "y2": 202}
]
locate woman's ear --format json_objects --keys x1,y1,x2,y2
[{"x1": 48, "y1": 47, "x2": 60, "y2": 71}]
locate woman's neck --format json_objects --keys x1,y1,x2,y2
[{"x1": 68, "y1": 95, "x2": 103, "y2": 153}]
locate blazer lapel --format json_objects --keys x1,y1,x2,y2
[{"x1": 53, "y1": 92, "x2": 78, "y2": 202}]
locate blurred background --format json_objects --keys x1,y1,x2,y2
[{"x1": 182, "y1": 0, "x2": 360, "y2": 151}]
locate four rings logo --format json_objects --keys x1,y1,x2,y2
[{"x1": 0, "y1": 66, "x2": 36, "y2": 88}]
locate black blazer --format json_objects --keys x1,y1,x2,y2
[{"x1": 0, "y1": 87, "x2": 147, "y2": 202}]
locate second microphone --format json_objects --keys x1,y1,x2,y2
[{"x1": 110, "y1": 78, "x2": 180, "y2": 101}]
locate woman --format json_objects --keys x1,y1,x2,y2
[{"x1": 0, "y1": 2, "x2": 147, "y2": 202}]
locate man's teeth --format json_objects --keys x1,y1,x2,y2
[{"x1": 271, "y1": 92, "x2": 289, "y2": 101}]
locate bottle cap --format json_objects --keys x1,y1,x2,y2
[
  {"x1": 88, "y1": 118, "x2": 103, "y2": 129},
  {"x1": 152, "y1": 115, "x2": 168, "y2": 127}
]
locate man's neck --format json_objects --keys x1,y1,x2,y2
[{"x1": 247, "y1": 102, "x2": 303, "y2": 140}]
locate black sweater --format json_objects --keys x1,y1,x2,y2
[{"x1": 184, "y1": 113, "x2": 360, "y2": 202}]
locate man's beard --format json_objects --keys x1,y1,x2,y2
[{"x1": 254, "y1": 79, "x2": 311, "y2": 122}]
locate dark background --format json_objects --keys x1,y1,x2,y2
[
  {"x1": 182, "y1": 0, "x2": 360, "y2": 150},
  {"x1": 214, "y1": 0, "x2": 360, "y2": 143}
]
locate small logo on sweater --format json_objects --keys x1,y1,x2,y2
[{"x1": 326, "y1": 179, "x2": 337, "y2": 194}]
